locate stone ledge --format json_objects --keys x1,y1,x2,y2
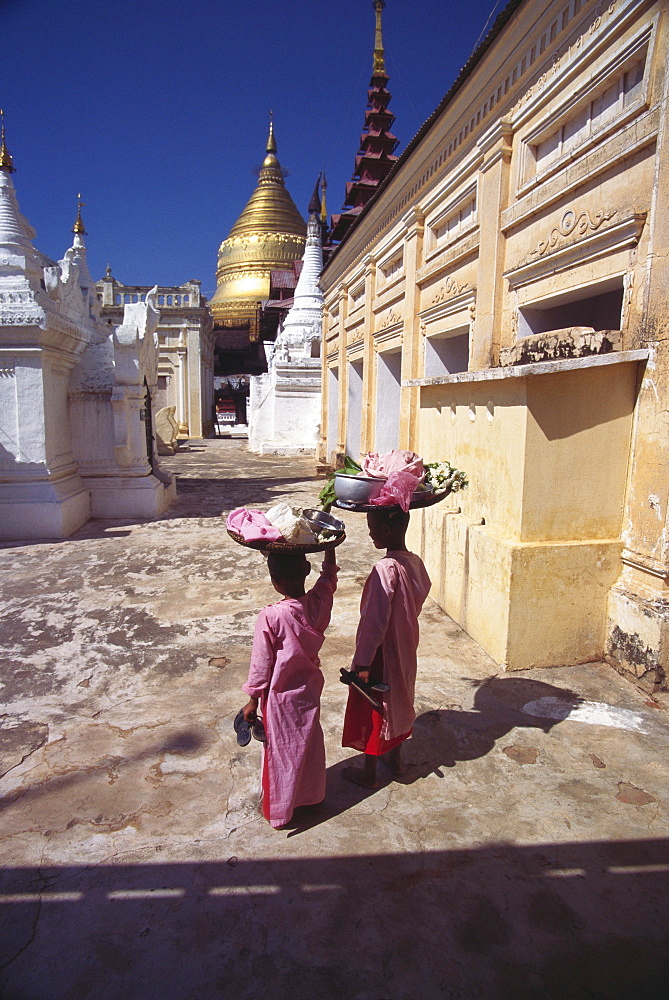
[
  {"x1": 404, "y1": 348, "x2": 649, "y2": 387},
  {"x1": 499, "y1": 327, "x2": 621, "y2": 367}
]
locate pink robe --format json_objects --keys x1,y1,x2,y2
[
  {"x1": 243, "y1": 564, "x2": 337, "y2": 828},
  {"x1": 343, "y1": 551, "x2": 431, "y2": 747}
]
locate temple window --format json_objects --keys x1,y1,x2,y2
[
  {"x1": 428, "y1": 185, "x2": 477, "y2": 255},
  {"x1": 158, "y1": 295, "x2": 165, "y2": 305},
  {"x1": 424, "y1": 326, "x2": 470, "y2": 377},
  {"x1": 115, "y1": 294, "x2": 122, "y2": 305},
  {"x1": 327, "y1": 367, "x2": 339, "y2": 460},
  {"x1": 375, "y1": 350, "x2": 402, "y2": 452},
  {"x1": 380, "y1": 252, "x2": 404, "y2": 286},
  {"x1": 517, "y1": 278, "x2": 624, "y2": 339},
  {"x1": 350, "y1": 283, "x2": 365, "y2": 311},
  {"x1": 183, "y1": 295, "x2": 190, "y2": 305},
  {"x1": 346, "y1": 360, "x2": 364, "y2": 460},
  {"x1": 167, "y1": 295, "x2": 173, "y2": 305},
  {"x1": 524, "y1": 43, "x2": 648, "y2": 184}
]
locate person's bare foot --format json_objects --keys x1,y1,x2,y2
[{"x1": 342, "y1": 766, "x2": 378, "y2": 789}]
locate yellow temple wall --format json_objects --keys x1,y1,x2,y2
[
  {"x1": 321, "y1": 0, "x2": 669, "y2": 687},
  {"x1": 407, "y1": 357, "x2": 639, "y2": 669}
]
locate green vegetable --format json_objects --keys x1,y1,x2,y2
[{"x1": 318, "y1": 456, "x2": 362, "y2": 512}]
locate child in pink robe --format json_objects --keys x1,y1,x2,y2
[
  {"x1": 241, "y1": 548, "x2": 338, "y2": 828},
  {"x1": 342, "y1": 508, "x2": 431, "y2": 788}
]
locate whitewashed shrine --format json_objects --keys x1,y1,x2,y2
[
  {"x1": 248, "y1": 182, "x2": 324, "y2": 456},
  {"x1": 0, "y1": 134, "x2": 175, "y2": 539}
]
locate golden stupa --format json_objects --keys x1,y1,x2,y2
[{"x1": 210, "y1": 122, "x2": 306, "y2": 330}]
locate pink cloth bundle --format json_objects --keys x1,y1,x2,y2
[
  {"x1": 226, "y1": 507, "x2": 283, "y2": 543},
  {"x1": 361, "y1": 451, "x2": 425, "y2": 512}
]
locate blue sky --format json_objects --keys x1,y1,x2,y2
[{"x1": 2, "y1": 0, "x2": 505, "y2": 298}]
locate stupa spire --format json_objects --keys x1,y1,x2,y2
[
  {"x1": 266, "y1": 113, "x2": 277, "y2": 154},
  {"x1": 278, "y1": 180, "x2": 324, "y2": 346},
  {"x1": 0, "y1": 116, "x2": 43, "y2": 283},
  {"x1": 72, "y1": 193, "x2": 86, "y2": 237},
  {"x1": 320, "y1": 173, "x2": 328, "y2": 224},
  {"x1": 372, "y1": 1, "x2": 386, "y2": 75},
  {"x1": 328, "y1": 1, "x2": 398, "y2": 245},
  {"x1": 0, "y1": 110, "x2": 16, "y2": 174},
  {"x1": 308, "y1": 175, "x2": 322, "y2": 216},
  {"x1": 63, "y1": 191, "x2": 96, "y2": 310}
]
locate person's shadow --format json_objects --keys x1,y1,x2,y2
[{"x1": 285, "y1": 675, "x2": 580, "y2": 835}]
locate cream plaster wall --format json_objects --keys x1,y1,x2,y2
[{"x1": 322, "y1": 0, "x2": 668, "y2": 684}]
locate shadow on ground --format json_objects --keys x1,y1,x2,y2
[
  {"x1": 288, "y1": 677, "x2": 582, "y2": 833},
  {"x1": 160, "y1": 475, "x2": 321, "y2": 519},
  {"x1": 1, "y1": 838, "x2": 668, "y2": 1000}
]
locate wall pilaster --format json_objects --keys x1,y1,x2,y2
[{"x1": 472, "y1": 118, "x2": 513, "y2": 370}]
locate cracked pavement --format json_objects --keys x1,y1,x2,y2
[{"x1": 1, "y1": 439, "x2": 668, "y2": 999}]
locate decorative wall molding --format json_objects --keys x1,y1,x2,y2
[
  {"x1": 346, "y1": 329, "x2": 364, "y2": 347},
  {"x1": 419, "y1": 288, "x2": 476, "y2": 328},
  {"x1": 0, "y1": 312, "x2": 43, "y2": 328},
  {"x1": 506, "y1": 212, "x2": 646, "y2": 289},
  {"x1": 526, "y1": 207, "x2": 618, "y2": 263},
  {"x1": 376, "y1": 309, "x2": 403, "y2": 333},
  {"x1": 430, "y1": 276, "x2": 471, "y2": 306}
]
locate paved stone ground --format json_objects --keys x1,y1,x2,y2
[{"x1": 1, "y1": 439, "x2": 668, "y2": 1000}]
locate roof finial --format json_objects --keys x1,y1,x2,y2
[
  {"x1": 320, "y1": 172, "x2": 328, "y2": 223},
  {"x1": 372, "y1": 1, "x2": 387, "y2": 75},
  {"x1": 267, "y1": 110, "x2": 277, "y2": 154},
  {"x1": 73, "y1": 193, "x2": 87, "y2": 236},
  {"x1": 308, "y1": 175, "x2": 321, "y2": 216},
  {"x1": 0, "y1": 109, "x2": 16, "y2": 174}
]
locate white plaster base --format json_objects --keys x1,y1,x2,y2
[
  {"x1": 606, "y1": 584, "x2": 668, "y2": 691},
  {"x1": 83, "y1": 473, "x2": 176, "y2": 518},
  {"x1": 0, "y1": 478, "x2": 91, "y2": 540}
]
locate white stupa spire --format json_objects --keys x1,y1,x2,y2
[
  {"x1": 66, "y1": 196, "x2": 95, "y2": 290},
  {"x1": 278, "y1": 175, "x2": 324, "y2": 350},
  {"x1": 0, "y1": 113, "x2": 43, "y2": 282}
]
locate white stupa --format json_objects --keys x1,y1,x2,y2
[{"x1": 248, "y1": 177, "x2": 325, "y2": 456}]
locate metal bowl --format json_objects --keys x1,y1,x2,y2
[
  {"x1": 333, "y1": 472, "x2": 386, "y2": 503},
  {"x1": 301, "y1": 509, "x2": 346, "y2": 535}
]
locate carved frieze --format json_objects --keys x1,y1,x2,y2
[
  {"x1": 376, "y1": 309, "x2": 402, "y2": 333},
  {"x1": 525, "y1": 208, "x2": 618, "y2": 264},
  {"x1": 430, "y1": 277, "x2": 470, "y2": 306}
]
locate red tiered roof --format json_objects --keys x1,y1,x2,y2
[{"x1": 329, "y1": 53, "x2": 399, "y2": 244}]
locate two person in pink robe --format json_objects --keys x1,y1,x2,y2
[
  {"x1": 241, "y1": 548, "x2": 338, "y2": 828},
  {"x1": 239, "y1": 504, "x2": 430, "y2": 825},
  {"x1": 342, "y1": 508, "x2": 431, "y2": 788}
]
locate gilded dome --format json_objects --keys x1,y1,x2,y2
[{"x1": 210, "y1": 123, "x2": 306, "y2": 323}]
